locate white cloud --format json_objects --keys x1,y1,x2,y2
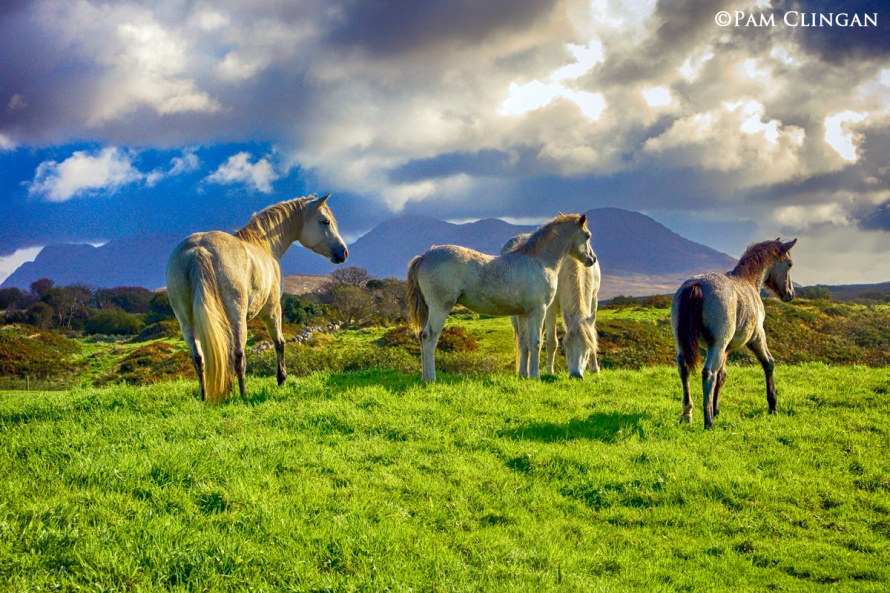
[
  {"x1": 0, "y1": 246, "x2": 43, "y2": 284},
  {"x1": 644, "y1": 100, "x2": 805, "y2": 184},
  {"x1": 824, "y1": 111, "x2": 868, "y2": 162},
  {"x1": 29, "y1": 148, "x2": 144, "y2": 202},
  {"x1": 642, "y1": 86, "x2": 672, "y2": 108},
  {"x1": 205, "y1": 152, "x2": 278, "y2": 193},
  {"x1": 0, "y1": 133, "x2": 14, "y2": 151}
]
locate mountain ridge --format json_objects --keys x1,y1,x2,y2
[{"x1": 2, "y1": 208, "x2": 737, "y2": 297}]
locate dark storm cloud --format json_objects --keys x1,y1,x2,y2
[
  {"x1": 859, "y1": 201, "x2": 890, "y2": 231},
  {"x1": 595, "y1": 0, "x2": 728, "y2": 85},
  {"x1": 788, "y1": 0, "x2": 890, "y2": 63},
  {"x1": 326, "y1": 0, "x2": 559, "y2": 55}
]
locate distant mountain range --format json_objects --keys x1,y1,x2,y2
[{"x1": 2, "y1": 208, "x2": 737, "y2": 297}]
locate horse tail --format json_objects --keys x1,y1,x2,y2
[
  {"x1": 191, "y1": 252, "x2": 233, "y2": 402},
  {"x1": 675, "y1": 281, "x2": 704, "y2": 370},
  {"x1": 406, "y1": 255, "x2": 429, "y2": 337}
]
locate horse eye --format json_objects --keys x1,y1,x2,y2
[{"x1": 320, "y1": 219, "x2": 331, "y2": 226}]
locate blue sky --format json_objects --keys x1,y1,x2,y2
[{"x1": 2, "y1": 0, "x2": 889, "y2": 285}]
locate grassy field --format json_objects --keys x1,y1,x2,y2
[{"x1": 1, "y1": 363, "x2": 889, "y2": 591}]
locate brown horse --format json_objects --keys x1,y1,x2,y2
[
  {"x1": 166, "y1": 195, "x2": 347, "y2": 403},
  {"x1": 671, "y1": 238, "x2": 797, "y2": 428}
]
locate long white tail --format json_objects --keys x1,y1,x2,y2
[{"x1": 190, "y1": 254, "x2": 232, "y2": 402}]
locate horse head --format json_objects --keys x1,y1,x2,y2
[
  {"x1": 299, "y1": 194, "x2": 349, "y2": 264},
  {"x1": 567, "y1": 214, "x2": 597, "y2": 267},
  {"x1": 765, "y1": 238, "x2": 797, "y2": 302}
]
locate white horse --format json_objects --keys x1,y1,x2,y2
[
  {"x1": 671, "y1": 238, "x2": 797, "y2": 428},
  {"x1": 166, "y1": 195, "x2": 348, "y2": 403},
  {"x1": 502, "y1": 232, "x2": 601, "y2": 378},
  {"x1": 407, "y1": 214, "x2": 596, "y2": 382}
]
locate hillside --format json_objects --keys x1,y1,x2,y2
[
  {"x1": 2, "y1": 209, "x2": 737, "y2": 296},
  {"x1": 280, "y1": 208, "x2": 738, "y2": 294}
]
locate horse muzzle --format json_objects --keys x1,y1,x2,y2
[
  {"x1": 585, "y1": 255, "x2": 597, "y2": 267},
  {"x1": 330, "y1": 246, "x2": 348, "y2": 264},
  {"x1": 781, "y1": 292, "x2": 794, "y2": 303}
]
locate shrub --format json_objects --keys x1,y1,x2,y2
[
  {"x1": 281, "y1": 294, "x2": 329, "y2": 325},
  {"x1": 797, "y1": 285, "x2": 834, "y2": 300},
  {"x1": 379, "y1": 325, "x2": 479, "y2": 353},
  {"x1": 0, "y1": 324, "x2": 81, "y2": 378},
  {"x1": 85, "y1": 309, "x2": 146, "y2": 335},
  {"x1": 134, "y1": 319, "x2": 182, "y2": 342},
  {"x1": 95, "y1": 341, "x2": 192, "y2": 386},
  {"x1": 146, "y1": 291, "x2": 175, "y2": 323}
]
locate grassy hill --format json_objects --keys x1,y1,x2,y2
[
  {"x1": 3, "y1": 297, "x2": 889, "y2": 391},
  {"x1": 1, "y1": 365, "x2": 888, "y2": 591}
]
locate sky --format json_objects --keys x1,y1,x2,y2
[{"x1": 1, "y1": 0, "x2": 889, "y2": 285}]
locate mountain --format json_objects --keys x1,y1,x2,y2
[
  {"x1": 1, "y1": 209, "x2": 737, "y2": 296},
  {"x1": 1, "y1": 235, "x2": 183, "y2": 291},
  {"x1": 280, "y1": 208, "x2": 737, "y2": 284}
]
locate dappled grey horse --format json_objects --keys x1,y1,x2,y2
[{"x1": 671, "y1": 238, "x2": 797, "y2": 428}]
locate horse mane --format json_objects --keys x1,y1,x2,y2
[
  {"x1": 731, "y1": 240, "x2": 785, "y2": 282},
  {"x1": 235, "y1": 197, "x2": 324, "y2": 253},
  {"x1": 515, "y1": 214, "x2": 584, "y2": 256}
]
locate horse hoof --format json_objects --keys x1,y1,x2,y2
[
  {"x1": 679, "y1": 414, "x2": 691, "y2": 423},
  {"x1": 277, "y1": 373, "x2": 287, "y2": 386}
]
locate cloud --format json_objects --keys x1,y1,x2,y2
[
  {"x1": 205, "y1": 152, "x2": 278, "y2": 193},
  {"x1": 2, "y1": 0, "x2": 890, "y2": 282},
  {"x1": 29, "y1": 147, "x2": 144, "y2": 202}
]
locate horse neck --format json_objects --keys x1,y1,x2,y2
[
  {"x1": 527, "y1": 228, "x2": 575, "y2": 270},
  {"x1": 730, "y1": 258, "x2": 772, "y2": 291},
  {"x1": 239, "y1": 200, "x2": 306, "y2": 260}
]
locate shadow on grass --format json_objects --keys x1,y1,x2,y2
[{"x1": 500, "y1": 412, "x2": 647, "y2": 443}]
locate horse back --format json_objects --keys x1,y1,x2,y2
[
  {"x1": 168, "y1": 231, "x2": 280, "y2": 319},
  {"x1": 673, "y1": 273, "x2": 762, "y2": 356},
  {"x1": 418, "y1": 244, "x2": 555, "y2": 316}
]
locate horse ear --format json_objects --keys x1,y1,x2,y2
[
  {"x1": 579, "y1": 214, "x2": 587, "y2": 226},
  {"x1": 782, "y1": 238, "x2": 798, "y2": 253},
  {"x1": 316, "y1": 193, "x2": 331, "y2": 206}
]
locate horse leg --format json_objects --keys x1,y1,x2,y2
[
  {"x1": 232, "y1": 316, "x2": 248, "y2": 399},
  {"x1": 589, "y1": 311, "x2": 600, "y2": 374},
  {"x1": 421, "y1": 306, "x2": 449, "y2": 383},
  {"x1": 515, "y1": 316, "x2": 530, "y2": 378},
  {"x1": 677, "y1": 354, "x2": 692, "y2": 422},
  {"x1": 713, "y1": 362, "x2": 727, "y2": 416},
  {"x1": 260, "y1": 303, "x2": 287, "y2": 388},
  {"x1": 544, "y1": 304, "x2": 558, "y2": 374},
  {"x1": 747, "y1": 333, "x2": 777, "y2": 414},
  {"x1": 509, "y1": 315, "x2": 525, "y2": 376},
  {"x1": 701, "y1": 348, "x2": 726, "y2": 429},
  {"x1": 181, "y1": 323, "x2": 206, "y2": 401},
  {"x1": 525, "y1": 308, "x2": 545, "y2": 380}
]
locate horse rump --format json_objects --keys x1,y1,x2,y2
[
  {"x1": 406, "y1": 255, "x2": 429, "y2": 338},
  {"x1": 674, "y1": 281, "x2": 704, "y2": 370}
]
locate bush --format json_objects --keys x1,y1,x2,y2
[
  {"x1": 146, "y1": 291, "x2": 175, "y2": 323},
  {"x1": 0, "y1": 324, "x2": 81, "y2": 378},
  {"x1": 134, "y1": 319, "x2": 182, "y2": 342},
  {"x1": 379, "y1": 325, "x2": 479, "y2": 353},
  {"x1": 797, "y1": 285, "x2": 834, "y2": 300},
  {"x1": 281, "y1": 294, "x2": 329, "y2": 325},
  {"x1": 85, "y1": 309, "x2": 146, "y2": 336}
]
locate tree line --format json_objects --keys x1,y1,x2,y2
[{"x1": 0, "y1": 266, "x2": 408, "y2": 336}]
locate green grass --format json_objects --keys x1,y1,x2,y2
[{"x1": 1, "y1": 365, "x2": 889, "y2": 591}]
